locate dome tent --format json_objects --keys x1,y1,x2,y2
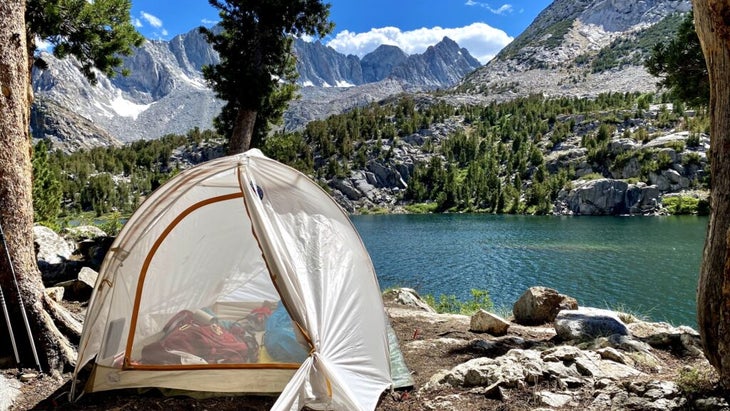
[{"x1": 71, "y1": 149, "x2": 393, "y2": 410}]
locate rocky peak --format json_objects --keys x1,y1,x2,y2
[
  {"x1": 394, "y1": 37, "x2": 482, "y2": 87},
  {"x1": 361, "y1": 45, "x2": 409, "y2": 83},
  {"x1": 167, "y1": 28, "x2": 220, "y2": 73},
  {"x1": 293, "y1": 38, "x2": 364, "y2": 87},
  {"x1": 580, "y1": 0, "x2": 691, "y2": 32},
  {"x1": 458, "y1": 0, "x2": 691, "y2": 101}
]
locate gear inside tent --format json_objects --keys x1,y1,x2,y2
[{"x1": 71, "y1": 149, "x2": 412, "y2": 410}]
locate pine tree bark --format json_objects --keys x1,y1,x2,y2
[
  {"x1": 694, "y1": 0, "x2": 730, "y2": 387},
  {"x1": 0, "y1": 0, "x2": 74, "y2": 373},
  {"x1": 227, "y1": 109, "x2": 257, "y2": 155}
]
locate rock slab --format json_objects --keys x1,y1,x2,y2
[
  {"x1": 554, "y1": 307, "x2": 629, "y2": 341},
  {"x1": 470, "y1": 309, "x2": 510, "y2": 336},
  {"x1": 513, "y1": 286, "x2": 578, "y2": 325}
]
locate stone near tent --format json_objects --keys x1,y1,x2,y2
[
  {"x1": 470, "y1": 309, "x2": 510, "y2": 336},
  {"x1": 383, "y1": 288, "x2": 436, "y2": 313},
  {"x1": 55, "y1": 266, "x2": 98, "y2": 301},
  {"x1": 33, "y1": 225, "x2": 75, "y2": 283},
  {"x1": 512, "y1": 286, "x2": 578, "y2": 325},
  {"x1": 554, "y1": 307, "x2": 629, "y2": 341},
  {"x1": 45, "y1": 286, "x2": 65, "y2": 302},
  {"x1": 627, "y1": 321, "x2": 703, "y2": 357},
  {"x1": 535, "y1": 391, "x2": 574, "y2": 408}
]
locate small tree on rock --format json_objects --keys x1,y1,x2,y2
[{"x1": 200, "y1": 0, "x2": 333, "y2": 154}]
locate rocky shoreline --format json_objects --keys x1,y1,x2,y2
[
  {"x1": 380, "y1": 287, "x2": 726, "y2": 410},
  {"x1": 1, "y1": 226, "x2": 726, "y2": 410}
]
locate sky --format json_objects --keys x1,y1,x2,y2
[{"x1": 129, "y1": 0, "x2": 553, "y2": 64}]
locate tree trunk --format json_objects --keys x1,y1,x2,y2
[
  {"x1": 694, "y1": 0, "x2": 730, "y2": 387},
  {"x1": 227, "y1": 109, "x2": 257, "y2": 155},
  {"x1": 0, "y1": 0, "x2": 74, "y2": 374}
]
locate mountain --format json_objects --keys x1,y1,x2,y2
[
  {"x1": 284, "y1": 37, "x2": 482, "y2": 130},
  {"x1": 457, "y1": 0, "x2": 692, "y2": 100},
  {"x1": 292, "y1": 37, "x2": 481, "y2": 89},
  {"x1": 31, "y1": 30, "x2": 481, "y2": 147},
  {"x1": 32, "y1": 31, "x2": 224, "y2": 146}
]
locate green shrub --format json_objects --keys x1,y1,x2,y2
[
  {"x1": 423, "y1": 288, "x2": 494, "y2": 315},
  {"x1": 686, "y1": 133, "x2": 701, "y2": 148},
  {"x1": 663, "y1": 196, "x2": 700, "y2": 215},
  {"x1": 359, "y1": 207, "x2": 389, "y2": 215},
  {"x1": 613, "y1": 151, "x2": 637, "y2": 169},
  {"x1": 640, "y1": 160, "x2": 659, "y2": 176},
  {"x1": 633, "y1": 128, "x2": 650, "y2": 143},
  {"x1": 682, "y1": 152, "x2": 702, "y2": 166},
  {"x1": 676, "y1": 367, "x2": 716, "y2": 395},
  {"x1": 580, "y1": 173, "x2": 604, "y2": 180},
  {"x1": 656, "y1": 151, "x2": 674, "y2": 170},
  {"x1": 404, "y1": 203, "x2": 439, "y2": 214},
  {"x1": 666, "y1": 140, "x2": 686, "y2": 152}
]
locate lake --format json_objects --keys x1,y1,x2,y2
[{"x1": 351, "y1": 214, "x2": 708, "y2": 327}]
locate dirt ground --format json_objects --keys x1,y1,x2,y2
[{"x1": 5, "y1": 296, "x2": 726, "y2": 411}]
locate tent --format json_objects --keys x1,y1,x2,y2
[{"x1": 71, "y1": 149, "x2": 402, "y2": 410}]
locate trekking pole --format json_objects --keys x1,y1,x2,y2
[
  {"x1": 0, "y1": 220, "x2": 42, "y2": 372},
  {"x1": 0, "y1": 285, "x2": 21, "y2": 367}
]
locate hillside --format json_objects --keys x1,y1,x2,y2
[
  {"x1": 41, "y1": 93, "x2": 709, "y2": 219},
  {"x1": 456, "y1": 0, "x2": 691, "y2": 100},
  {"x1": 271, "y1": 93, "x2": 709, "y2": 216}
]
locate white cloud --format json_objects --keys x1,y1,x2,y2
[
  {"x1": 325, "y1": 23, "x2": 512, "y2": 64},
  {"x1": 465, "y1": 1, "x2": 515, "y2": 15},
  {"x1": 201, "y1": 18, "x2": 218, "y2": 25},
  {"x1": 140, "y1": 11, "x2": 163, "y2": 29},
  {"x1": 137, "y1": 11, "x2": 168, "y2": 39}
]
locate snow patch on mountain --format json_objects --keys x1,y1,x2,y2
[{"x1": 107, "y1": 91, "x2": 154, "y2": 120}]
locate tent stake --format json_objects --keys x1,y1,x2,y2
[{"x1": 0, "y1": 221, "x2": 42, "y2": 372}]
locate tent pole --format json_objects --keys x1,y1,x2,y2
[
  {"x1": 0, "y1": 221, "x2": 42, "y2": 372},
  {"x1": 0, "y1": 285, "x2": 21, "y2": 367}
]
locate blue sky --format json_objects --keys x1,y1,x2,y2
[{"x1": 130, "y1": 0, "x2": 552, "y2": 64}]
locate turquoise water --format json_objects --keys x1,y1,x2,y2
[{"x1": 352, "y1": 214, "x2": 708, "y2": 327}]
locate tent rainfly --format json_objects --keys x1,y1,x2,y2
[{"x1": 70, "y1": 149, "x2": 396, "y2": 410}]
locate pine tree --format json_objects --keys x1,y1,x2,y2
[
  {"x1": 200, "y1": 0, "x2": 333, "y2": 154},
  {"x1": 645, "y1": 11, "x2": 709, "y2": 107},
  {"x1": 31, "y1": 140, "x2": 62, "y2": 227},
  {"x1": 0, "y1": 0, "x2": 142, "y2": 372}
]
